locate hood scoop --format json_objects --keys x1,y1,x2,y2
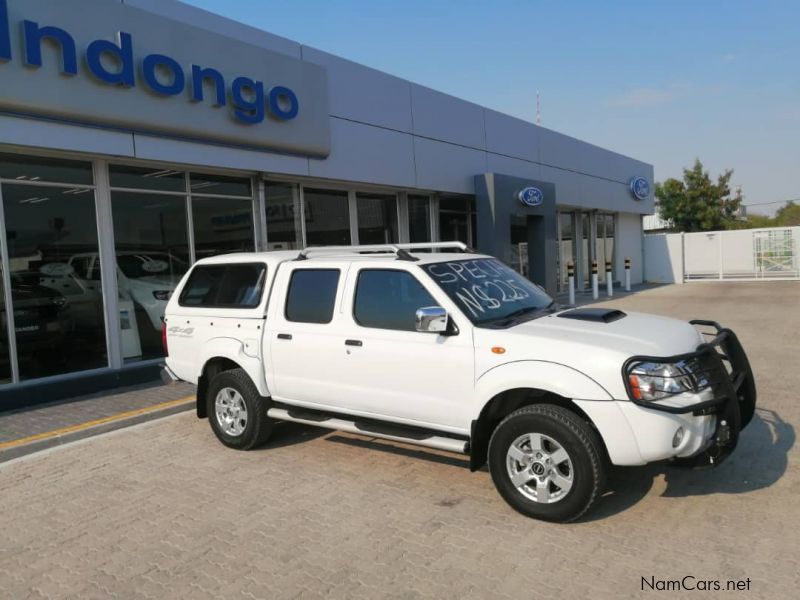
[{"x1": 557, "y1": 308, "x2": 627, "y2": 323}]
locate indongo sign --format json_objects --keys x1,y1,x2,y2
[{"x1": 0, "y1": 0, "x2": 330, "y2": 155}]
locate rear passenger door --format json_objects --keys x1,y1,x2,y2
[{"x1": 267, "y1": 264, "x2": 352, "y2": 406}]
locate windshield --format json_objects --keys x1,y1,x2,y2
[{"x1": 422, "y1": 258, "x2": 554, "y2": 326}]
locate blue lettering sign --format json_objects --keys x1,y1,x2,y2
[
  {"x1": 0, "y1": 1, "x2": 299, "y2": 125},
  {"x1": 142, "y1": 54, "x2": 185, "y2": 96},
  {"x1": 23, "y1": 20, "x2": 78, "y2": 75},
  {"x1": 191, "y1": 65, "x2": 226, "y2": 107},
  {"x1": 231, "y1": 76, "x2": 265, "y2": 124},
  {"x1": 86, "y1": 32, "x2": 134, "y2": 87},
  {"x1": 0, "y1": 0, "x2": 10, "y2": 61}
]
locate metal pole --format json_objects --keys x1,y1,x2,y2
[
  {"x1": 567, "y1": 262, "x2": 575, "y2": 305},
  {"x1": 591, "y1": 260, "x2": 598, "y2": 300},
  {"x1": 624, "y1": 256, "x2": 631, "y2": 291},
  {"x1": 606, "y1": 260, "x2": 613, "y2": 297}
]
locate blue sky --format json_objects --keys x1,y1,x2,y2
[{"x1": 184, "y1": 0, "x2": 799, "y2": 215}]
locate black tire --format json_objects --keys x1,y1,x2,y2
[
  {"x1": 488, "y1": 404, "x2": 605, "y2": 523},
  {"x1": 206, "y1": 368, "x2": 273, "y2": 450}
]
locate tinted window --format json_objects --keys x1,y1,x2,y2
[
  {"x1": 179, "y1": 264, "x2": 266, "y2": 308},
  {"x1": 285, "y1": 269, "x2": 340, "y2": 324},
  {"x1": 354, "y1": 270, "x2": 436, "y2": 331}
]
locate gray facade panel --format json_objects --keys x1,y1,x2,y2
[
  {"x1": 0, "y1": 114, "x2": 136, "y2": 157},
  {"x1": 308, "y1": 118, "x2": 415, "y2": 188},
  {"x1": 302, "y1": 46, "x2": 414, "y2": 133},
  {"x1": 486, "y1": 153, "x2": 542, "y2": 182},
  {"x1": 484, "y1": 109, "x2": 539, "y2": 163},
  {"x1": 132, "y1": 134, "x2": 311, "y2": 176},
  {"x1": 413, "y1": 137, "x2": 487, "y2": 193},
  {"x1": 124, "y1": 0, "x2": 303, "y2": 58},
  {"x1": 410, "y1": 85, "x2": 486, "y2": 150}
]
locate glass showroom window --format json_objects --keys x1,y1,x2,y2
[
  {"x1": 264, "y1": 183, "x2": 302, "y2": 250},
  {"x1": 303, "y1": 188, "x2": 351, "y2": 246},
  {"x1": 190, "y1": 173, "x2": 255, "y2": 260},
  {"x1": 439, "y1": 194, "x2": 475, "y2": 246},
  {"x1": 408, "y1": 194, "x2": 432, "y2": 243},
  {"x1": 0, "y1": 154, "x2": 107, "y2": 382},
  {"x1": 109, "y1": 165, "x2": 257, "y2": 362},
  {"x1": 356, "y1": 192, "x2": 398, "y2": 245}
]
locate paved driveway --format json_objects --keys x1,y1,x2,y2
[{"x1": 1, "y1": 282, "x2": 797, "y2": 599}]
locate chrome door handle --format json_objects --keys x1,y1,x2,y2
[
  {"x1": 277, "y1": 333, "x2": 292, "y2": 340},
  {"x1": 344, "y1": 339, "x2": 363, "y2": 347}
]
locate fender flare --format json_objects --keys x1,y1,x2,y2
[
  {"x1": 474, "y1": 360, "x2": 614, "y2": 410},
  {"x1": 196, "y1": 337, "x2": 269, "y2": 397},
  {"x1": 471, "y1": 360, "x2": 643, "y2": 467}
]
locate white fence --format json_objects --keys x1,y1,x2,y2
[{"x1": 644, "y1": 226, "x2": 800, "y2": 283}]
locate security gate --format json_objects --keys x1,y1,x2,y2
[{"x1": 683, "y1": 227, "x2": 799, "y2": 281}]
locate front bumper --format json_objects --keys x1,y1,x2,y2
[{"x1": 621, "y1": 320, "x2": 757, "y2": 467}]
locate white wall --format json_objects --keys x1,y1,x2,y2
[
  {"x1": 615, "y1": 212, "x2": 644, "y2": 284},
  {"x1": 644, "y1": 233, "x2": 684, "y2": 284}
]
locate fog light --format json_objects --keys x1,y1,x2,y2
[{"x1": 672, "y1": 427, "x2": 685, "y2": 448}]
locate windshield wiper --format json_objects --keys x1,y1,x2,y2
[{"x1": 483, "y1": 304, "x2": 554, "y2": 327}]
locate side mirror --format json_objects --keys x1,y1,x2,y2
[{"x1": 415, "y1": 306, "x2": 448, "y2": 333}]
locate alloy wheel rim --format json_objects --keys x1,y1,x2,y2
[
  {"x1": 214, "y1": 387, "x2": 248, "y2": 437},
  {"x1": 506, "y1": 432, "x2": 574, "y2": 504}
]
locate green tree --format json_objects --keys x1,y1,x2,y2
[
  {"x1": 774, "y1": 201, "x2": 800, "y2": 226},
  {"x1": 654, "y1": 159, "x2": 740, "y2": 232}
]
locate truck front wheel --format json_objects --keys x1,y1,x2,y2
[
  {"x1": 488, "y1": 404, "x2": 605, "y2": 522},
  {"x1": 207, "y1": 368, "x2": 273, "y2": 450}
]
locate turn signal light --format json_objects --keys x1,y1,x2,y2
[
  {"x1": 628, "y1": 374, "x2": 642, "y2": 400},
  {"x1": 491, "y1": 347, "x2": 506, "y2": 354}
]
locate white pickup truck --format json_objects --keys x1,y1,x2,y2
[{"x1": 163, "y1": 243, "x2": 756, "y2": 522}]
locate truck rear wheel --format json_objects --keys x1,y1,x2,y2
[
  {"x1": 207, "y1": 368, "x2": 272, "y2": 450},
  {"x1": 488, "y1": 404, "x2": 605, "y2": 522}
]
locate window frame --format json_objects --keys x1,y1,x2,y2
[
  {"x1": 351, "y1": 268, "x2": 438, "y2": 333},
  {"x1": 177, "y1": 262, "x2": 268, "y2": 309},
  {"x1": 284, "y1": 268, "x2": 342, "y2": 325}
]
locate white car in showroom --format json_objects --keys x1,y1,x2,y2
[
  {"x1": 68, "y1": 251, "x2": 187, "y2": 331},
  {"x1": 162, "y1": 243, "x2": 756, "y2": 522}
]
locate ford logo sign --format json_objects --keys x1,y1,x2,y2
[
  {"x1": 629, "y1": 176, "x2": 650, "y2": 201},
  {"x1": 518, "y1": 186, "x2": 544, "y2": 207}
]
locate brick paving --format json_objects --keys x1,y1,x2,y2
[
  {"x1": 0, "y1": 282, "x2": 797, "y2": 599},
  {"x1": 0, "y1": 380, "x2": 194, "y2": 444}
]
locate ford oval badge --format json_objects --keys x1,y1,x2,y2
[
  {"x1": 518, "y1": 186, "x2": 544, "y2": 207},
  {"x1": 629, "y1": 176, "x2": 650, "y2": 201}
]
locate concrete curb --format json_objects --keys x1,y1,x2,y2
[{"x1": 0, "y1": 399, "x2": 194, "y2": 463}]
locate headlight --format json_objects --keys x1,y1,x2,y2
[
  {"x1": 52, "y1": 295, "x2": 69, "y2": 310},
  {"x1": 626, "y1": 360, "x2": 702, "y2": 401},
  {"x1": 152, "y1": 290, "x2": 172, "y2": 301}
]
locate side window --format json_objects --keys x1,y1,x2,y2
[
  {"x1": 179, "y1": 263, "x2": 266, "y2": 308},
  {"x1": 354, "y1": 269, "x2": 436, "y2": 331},
  {"x1": 285, "y1": 269, "x2": 340, "y2": 324}
]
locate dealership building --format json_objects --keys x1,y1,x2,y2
[{"x1": 0, "y1": 0, "x2": 654, "y2": 400}]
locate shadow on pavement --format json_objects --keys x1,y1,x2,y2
[
  {"x1": 253, "y1": 407, "x2": 793, "y2": 521},
  {"x1": 584, "y1": 408, "x2": 794, "y2": 521}
]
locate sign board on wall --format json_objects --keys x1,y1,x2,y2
[{"x1": 0, "y1": 0, "x2": 331, "y2": 156}]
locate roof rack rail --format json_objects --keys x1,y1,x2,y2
[{"x1": 295, "y1": 241, "x2": 470, "y2": 262}]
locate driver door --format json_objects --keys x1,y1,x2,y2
[{"x1": 333, "y1": 266, "x2": 474, "y2": 432}]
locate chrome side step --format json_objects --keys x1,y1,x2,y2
[{"x1": 266, "y1": 407, "x2": 469, "y2": 454}]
